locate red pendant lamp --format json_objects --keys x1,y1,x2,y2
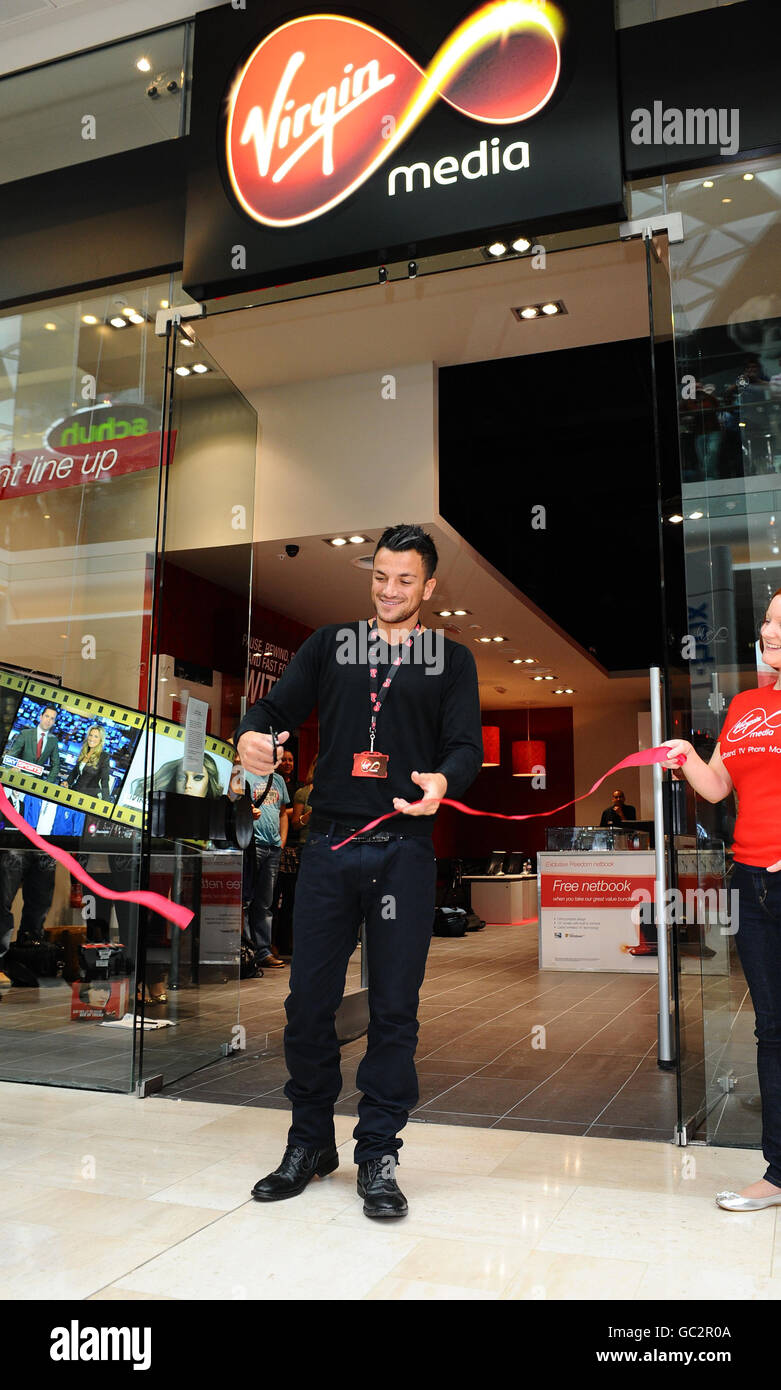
[
  {"x1": 481, "y1": 726, "x2": 500, "y2": 767},
  {"x1": 512, "y1": 707, "x2": 546, "y2": 777}
]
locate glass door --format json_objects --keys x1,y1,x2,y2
[
  {"x1": 133, "y1": 309, "x2": 257, "y2": 1094},
  {"x1": 644, "y1": 229, "x2": 712, "y2": 1143}
]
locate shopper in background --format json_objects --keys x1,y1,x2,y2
[
  {"x1": 662, "y1": 584, "x2": 781, "y2": 1212},
  {"x1": 291, "y1": 754, "x2": 318, "y2": 845},
  {"x1": 246, "y1": 759, "x2": 289, "y2": 970},
  {"x1": 600, "y1": 789, "x2": 636, "y2": 825}
]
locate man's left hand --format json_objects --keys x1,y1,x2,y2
[{"x1": 393, "y1": 771, "x2": 447, "y2": 816}]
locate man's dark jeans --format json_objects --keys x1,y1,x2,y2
[
  {"x1": 283, "y1": 826, "x2": 436, "y2": 1164},
  {"x1": 0, "y1": 850, "x2": 56, "y2": 958},
  {"x1": 248, "y1": 844, "x2": 281, "y2": 961},
  {"x1": 732, "y1": 861, "x2": 781, "y2": 1186}
]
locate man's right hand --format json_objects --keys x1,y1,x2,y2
[{"x1": 236, "y1": 729, "x2": 289, "y2": 777}]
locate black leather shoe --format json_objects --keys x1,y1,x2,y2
[
  {"x1": 357, "y1": 1156, "x2": 408, "y2": 1219},
  {"x1": 251, "y1": 1143, "x2": 339, "y2": 1201}
]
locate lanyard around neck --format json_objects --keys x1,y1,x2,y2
[{"x1": 367, "y1": 616, "x2": 421, "y2": 751}]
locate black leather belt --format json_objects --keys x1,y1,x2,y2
[{"x1": 309, "y1": 813, "x2": 394, "y2": 843}]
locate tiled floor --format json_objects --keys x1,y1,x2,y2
[
  {"x1": 0, "y1": 1080, "x2": 776, "y2": 1301},
  {"x1": 165, "y1": 924, "x2": 747, "y2": 1144},
  {"x1": 0, "y1": 922, "x2": 762, "y2": 1152}
]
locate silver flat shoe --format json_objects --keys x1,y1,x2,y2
[{"x1": 715, "y1": 1189, "x2": 781, "y2": 1211}]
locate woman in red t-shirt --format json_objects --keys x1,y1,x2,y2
[{"x1": 662, "y1": 586, "x2": 781, "y2": 1212}]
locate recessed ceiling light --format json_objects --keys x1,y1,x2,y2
[
  {"x1": 511, "y1": 236, "x2": 531, "y2": 253},
  {"x1": 160, "y1": 676, "x2": 168, "y2": 682},
  {"x1": 669, "y1": 514, "x2": 684, "y2": 523},
  {"x1": 453, "y1": 609, "x2": 468, "y2": 616},
  {"x1": 348, "y1": 535, "x2": 365, "y2": 544},
  {"x1": 109, "y1": 316, "x2": 128, "y2": 328},
  {"x1": 722, "y1": 197, "x2": 732, "y2": 204},
  {"x1": 136, "y1": 57, "x2": 152, "y2": 72},
  {"x1": 44, "y1": 322, "x2": 56, "y2": 331},
  {"x1": 81, "y1": 314, "x2": 98, "y2": 325},
  {"x1": 511, "y1": 659, "x2": 523, "y2": 664},
  {"x1": 565, "y1": 688, "x2": 574, "y2": 694},
  {"x1": 487, "y1": 241, "x2": 507, "y2": 257},
  {"x1": 523, "y1": 658, "x2": 536, "y2": 664},
  {"x1": 330, "y1": 537, "x2": 347, "y2": 546},
  {"x1": 191, "y1": 363, "x2": 209, "y2": 373},
  {"x1": 702, "y1": 179, "x2": 714, "y2": 188},
  {"x1": 554, "y1": 689, "x2": 564, "y2": 694},
  {"x1": 543, "y1": 675, "x2": 555, "y2": 680},
  {"x1": 541, "y1": 302, "x2": 559, "y2": 315},
  {"x1": 520, "y1": 306, "x2": 538, "y2": 319},
  {"x1": 127, "y1": 311, "x2": 145, "y2": 325},
  {"x1": 478, "y1": 636, "x2": 492, "y2": 643},
  {"x1": 492, "y1": 636, "x2": 506, "y2": 642},
  {"x1": 743, "y1": 172, "x2": 754, "y2": 181},
  {"x1": 689, "y1": 511, "x2": 704, "y2": 520},
  {"x1": 175, "y1": 365, "x2": 191, "y2": 376},
  {"x1": 437, "y1": 610, "x2": 452, "y2": 617},
  {"x1": 533, "y1": 675, "x2": 544, "y2": 681},
  {"x1": 160, "y1": 299, "x2": 169, "y2": 308},
  {"x1": 43, "y1": 513, "x2": 51, "y2": 519}
]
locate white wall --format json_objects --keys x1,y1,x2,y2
[
  {"x1": 249, "y1": 364, "x2": 437, "y2": 542},
  {"x1": 573, "y1": 698, "x2": 649, "y2": 827}
]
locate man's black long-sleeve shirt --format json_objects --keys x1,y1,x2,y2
[{"x1": 236, "y1": 621, "x2": 483, "y2": 836}]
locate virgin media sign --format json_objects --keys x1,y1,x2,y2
[
  {"x1": 184, "y1": 0, "x2": 624, "y2": 298},
  {"x1": 226, "y1": 5, "x2": 562, "y2": 227}
]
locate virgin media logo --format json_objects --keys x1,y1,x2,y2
[
  {"x1": 226, "y1": 1, "x2": 564, "y2": 227},
  {"x1": 725, "y1": 707, "x2": 781, "y2": 741}
]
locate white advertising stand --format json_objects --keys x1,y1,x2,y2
[{"x1": 538, "y1": 851, "x2": 657, "y2": 973}]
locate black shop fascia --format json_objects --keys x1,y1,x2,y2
[{"x1": 183, "y1": 0, "x2": 625, "y2": 300}]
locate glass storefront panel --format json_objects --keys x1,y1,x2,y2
[
  {"x1": 0, "y1": 275, "x2": 254, "y2": 1092},
  {"x1": 639, "y1": 155, "x2": 781, "y2": 1146},
  {"x1": 0, "y1": 22, "x2": 191, "y2": 184}
]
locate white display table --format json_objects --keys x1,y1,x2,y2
[{"x1": 462, "y1": 874, "x2": 537, "y2": 925}]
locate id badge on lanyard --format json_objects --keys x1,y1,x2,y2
[{"x1": 351, "y1": 617, "x2": 421, "y2": 779}]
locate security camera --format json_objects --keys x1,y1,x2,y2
[
  {"x1": 285, "y1": 544, "x2": 300, "y2": 557},
  {"x1": 167, "y1": 80, "x2": 179, "y2": 93},
  {"x1": 147, "y1": 84, "x2": 159, "y2": 99}
]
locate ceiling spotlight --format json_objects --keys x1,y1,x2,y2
[
  {"x1": 160, "y1": 299, "x2": 169, "y2": 308},
  {"x1": 554, "y1": 688, "x2": 564, "y2": 694},
  {"x1": 669, "y1": 514, "x2": 684, "y2": 523},
  {"x1": 191, "y1": 363, "x2": 209, "y2": 373},
  {"x1": 487, "y1": 241, "x2": 507, "y2": 257},
  {"x1": 437, "y1": 610, "x2": 453, "y2": 617},
  {"x1": 533, "y1": 675, "x2": 544, "y2": 681},
  {"x1": 702, "y1": 179, "x2": 714, "y2": 188},
  {"x1": 688, "y1": 511, "x2": 704, "y2": 520},
  {"x1": 511, "y1": 659, "x2": 523, "y2": 664},
  {"x1": 330, "y1": 537, "x2": 347, "y2": 546},
  {"x1": 127, "y1": 311, "x2": 145, "y2": 325},
  {"x1": 541, "y1": 302, "x2": 559, "y2": 315},
  {"x1": 520, "y1": 306, "x2": 538, "y2": 319},
  {"x1": 722, "y1": 197, "x2": 732, "y2": 204},
  {"x1": 523, "y1": 658, "x2": 536, "y2": 664},
  {"x1": 511, "y1": 236, "x2": 531, "y2": 253},
  {"x1": 43, "y1": 513, "x2": 51, "y2": 519},
  {"x1": 478, "y1": 637, "x2": 492, "y2": 643},
  {"x1": 109, "y1": 316, "x2": 128, "y2": 328},
  {"x1": 543, "y1": 675, "x2": 555, "y2": 680},
  {"x1": 491, "y1": 636, "x2": 506, "y2": 642},
  {"x1": 136, "y1": 57, "x2": 152, "y2": 72},
  {"x1": 453, "y1": 609, "x2": 468, "y2": 616},
  {"x1": 348, "y1": 535, "x2": 366, "y2": 543},
  {"x1": 743, "y1": 172, "x2": 755, "y2": 181},
  {"x1": 44, "y1": 322, "x2": 57, "y2": 331},
  {"x1": 81, "y1": 314, "x2": 98, "y2": 325},
  {"x1": 175, "y1": 365, "x2": 191, "y2": 376},
  {"x1": 122, "y1": 306, "x2": 136, "y2": 316},
  {"x1": 564, "y1": 688, "x2": 574, "y2": 694}
]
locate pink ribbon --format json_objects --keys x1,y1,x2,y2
[
  {"x1": 0, "y1": 784, "x2": 194, "y2": 930},
  {"x1": 331, "y1": 745, "x2": 685, "y2": 850}
]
